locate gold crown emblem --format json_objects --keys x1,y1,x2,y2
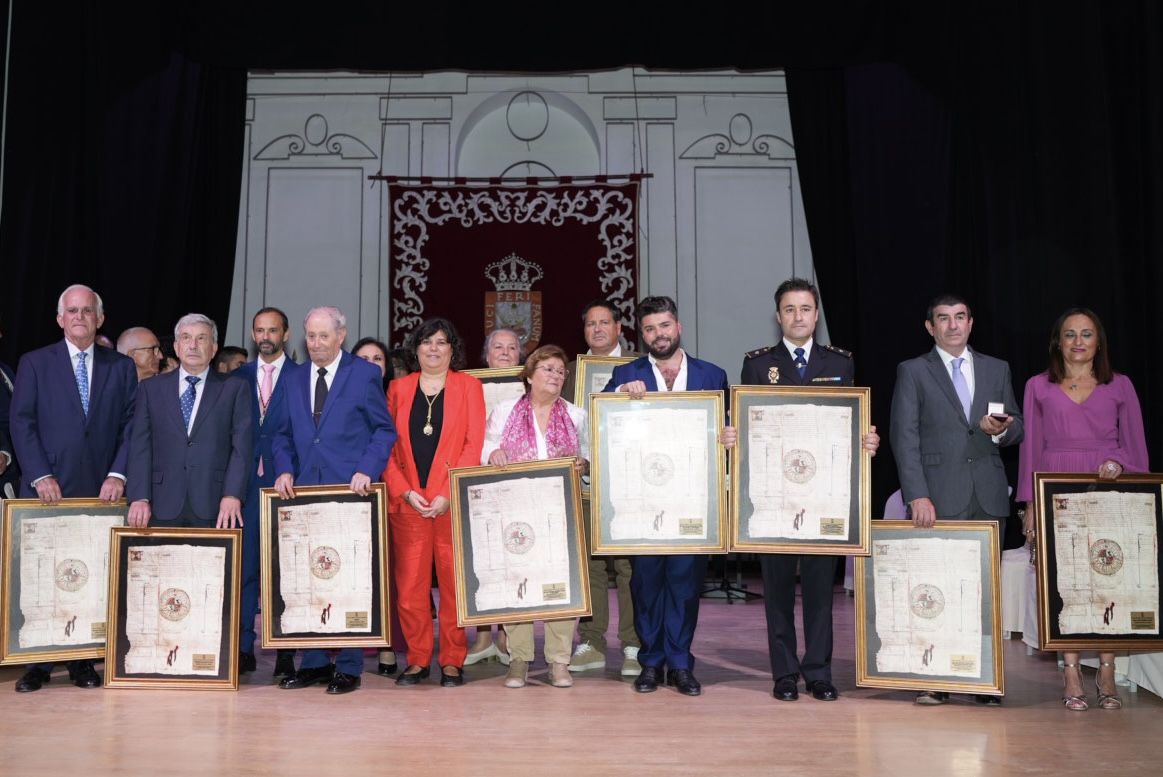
[{"x1": 484, "y1": 253, "x2": 544, "y2": 291}]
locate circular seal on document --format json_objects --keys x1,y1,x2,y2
[
  {"x1": 782, "y1": 449, "x2": 817, "y2": 484},
  {"x1": 54, "y1": 559, "x2": 89, "y2": 592},
  {"x1": 1089, "y1": 539, "x2": 1124, "y2": 576},
  {"x1": 504, "y1": 522, "x2": 536, "y2": 555},
  {"x1": 310, "y1": 546, "x2": 342, "y2": 579},
  {"x1": 641, "y1": 452, "x2": 675, "y2": 487},
  {"x1": 159, "y1": 588, "x2": 191, "y2": 622},
  {"x1": 909, "y1": 584, "x2": 945, "y2": 619}
]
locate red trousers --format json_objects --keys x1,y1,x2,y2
[{"x1": 390, "y1": 508, "x2": 466, "y2": 668}]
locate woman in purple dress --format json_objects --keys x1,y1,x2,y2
[{"x1": 1018, "y1": 308, "x2": 1149, "y2": 712}]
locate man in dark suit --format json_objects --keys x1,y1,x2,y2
[
  {"x1": 739, "y1": 278, "x2": 879, "y2": 703},
  {"x1": 9, "y1": 283, "x2": 137, "y2": 691},
  {"x1": 230, "y1": 307, "x2": 301, "y2": 675},
  {"x1": 563, "y1": 298, "x2": 642, "y2": 678},
  {"x1": 890, "y1": 292, "x2": 1023, "y2": 705},
  {"x1": 603, "y1": 295, "x2": 732, "y2": 697},
  {"x1": 272, "y1": 306, "x2": 396, "y2": 694},
  {"x1": 126, "y1": 313, "x2": 252, "y2": 528}
]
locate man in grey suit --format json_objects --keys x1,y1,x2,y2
[
  {"x1": 890, "y1": 293, "x2": 1022, "y2": 705},
  {"x1": 127, "y1": 313, "x2": 252, "y2": 528}
]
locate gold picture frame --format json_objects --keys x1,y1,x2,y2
[
  {"x1": 855, "y1": 520, "x2": 1004, "y2": 696},
  {"x1": 1, "y1": 498, "x2": 127, "y2": 665},
  {"x1": 259, "y1": 482, "x2": 391, "y2": 649},
  {"x1": 105, "y1": 526, "x2": 241, "y2": 690},
  {"x1": 589, "y1": 391, "x2": 728, "y2": 555},
  {"x1": 1033, "y1": 472, "x2": 1163, "y2": 651},
  {"x1": 463, "y1": 366, "x2": 527, "y2": 418},
  {"x1": 571, "y1": 355, "x2": 634, "y2": 408},
  {"x1": 729, "y1": 385, "x2": 872, "y2": 555},
  {"x1": 449, "y1": 457, "x2": 591, "y2": 627}
]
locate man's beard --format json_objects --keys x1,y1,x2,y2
[
  {"x1": 645, "y1": 334, "x2": 681, "y2": 360},
  {"x1": 257, "y1": 340, "x2": 281, "y2": 356}
]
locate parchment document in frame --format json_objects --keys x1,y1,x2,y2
[
  {"x1": 18, "y1": 514, "x2": 123, "y2": 648},
  {"x1": 606, "y1": 407, "x2": 708, "y2": 541},
  {"x1": 1052, "y1": 491, "x2": 1160, "y2": 635},
  {"x1": 482, "y1": 382, "x2": 527, "y2": 418},
  {"x1": 746, "y1": 403, "x2": 852, "y2": 540},
  {"x1": 871, "y1": 536, "x2": 983, "y2": 677},
  {"x1": 466, "y1": 476, "x2": 571, "y2": 611},
  {"x1": 124, "y1": 545, "x2": 226, "y2": 675},
  {"x1": 276, "y1": 501, "x2": 374, "y2": 634}
]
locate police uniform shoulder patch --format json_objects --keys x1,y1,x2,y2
[
  {"x1": 745, "y1": 345, "x2": 775, "y2": 360},
  {"x1": 820, "y1": 344, "x2": 853, "y2": 358}
]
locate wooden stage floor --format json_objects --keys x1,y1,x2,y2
[{"x1": 2, "y1": 581, "x2": 1159, "y2": 777}]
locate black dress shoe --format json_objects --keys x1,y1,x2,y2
[
  {"x1": 439, "y1": 666, "x2": 465, "y2": 687},
  {"x1": 807, "y1": 680, "x2": 838, "y2": 701},
  {"x1": 395, "y1": 665, "x2": 431, "y2": 686},
  {"x1": 666, "y1": 668, "x2": 702, "y2": 696},
  {"x1": 68, "y1": 660, "x2": 101, "y2": 689},
  {"x1": 273, "y1": 650, "x2": 296, "y2": 678},
  {"x1": 279, "y1": 664, "x2": 335, "y2": 689},
  {"x1": 773, "y1": 675, "x2": 799, "y2": 701},
  {"x1": 326, "y1": 671, "x2": 361, "y2": 694},
  {"x1": 633, "y1": 666, "x2": 661, "y2": 693},
  {"x1": 239, "y1": 652, "x2": 257, "y2": 674},
  {"x1": 975, "y1": 694, "x2": 1002, "y2": 706},
  {"x1": 376, "y1": 662, "x2": 398, "y2": 677},
  {"x1": 15, "y1": 667, "x2": 51, "y2": 693}
]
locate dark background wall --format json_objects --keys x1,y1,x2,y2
[{"x1": 2, "y1": 2, "x2": 1160, "y2": 519}]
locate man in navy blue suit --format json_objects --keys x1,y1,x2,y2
[
  {"x1": 603, "y1": 296, "x2": 734, "y2": 697},
  {"x1": 230, "y1": 307, "x2": 301, "y2": 675},
  {"x1": 9, "y1": 284, "x2": 137, "y2": 692},
  {"x1": 272, "y1": 306, "x2": 396, "y2": 694},
  {"x1": 126, "y1": 313, "x2": 252, "y2": 529}
]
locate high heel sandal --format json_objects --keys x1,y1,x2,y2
[
  {"x1": 1095, "y1": 661, "x2": 1123, "y2": 710},
  {"x1": 1062, "y1": 662, "x2": 1088, "y2": 712}
]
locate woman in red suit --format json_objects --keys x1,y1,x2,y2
[{"x1": 384, "y1": 318, "x2": 486, "y2": 686}]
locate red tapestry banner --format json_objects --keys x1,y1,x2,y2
[{"x1": 387, "y1": 183, "x2": 640, "y2": 362}]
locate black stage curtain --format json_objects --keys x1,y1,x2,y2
[{"x1": 2, "y1": 3, "x2": 1159, "y2": 509}]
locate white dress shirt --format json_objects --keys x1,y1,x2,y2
[{"x1": 648, "y1": 350, "x2": 688, "y2": 392}]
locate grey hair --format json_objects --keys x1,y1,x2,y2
[
  {"x1": 481, "y1": 328, "x2": 524, "y2": 365},
  {"x1": 116, "y1": 326, "x2": 157, "y2": 354},
  {"x1": 305, "y1": 306, "x2": 347, "y2": 332},
  {"x1": 57, "y1": 284, "x2": 105, "y2": 317},
  {"x1": 174, "y1": 313, "x2": 219, "y2": 343}
]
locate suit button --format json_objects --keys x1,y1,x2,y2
[
  {"x1": 188, "y1": 441, "x2": 194, "y2": 447},
  {"x1": 967, "y1": 429, "x2": 974, "y2": 436},
  {"x1": 967, "y1": 457, "x2": 974, "y2": 463},
  {"x1": 314, "y1": 439, "x2": 320, "y2": 444}
]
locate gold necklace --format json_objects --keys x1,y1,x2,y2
[{"x1": 422, "y1": 388, "x2": 442, "y2": 436}]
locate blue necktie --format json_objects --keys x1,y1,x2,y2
[
  {"x1": 794, "y1": 347, "x2": 807, "y2": 379},
  {"x1": 181, "y1": 375, "x2": 201, "y2": 431},
  {"x1": 951, "y1": 357, "x2": 972, "y2": 422},
  {"x1": 75, "y1": 351, "x2": 90, "y2": 417}
]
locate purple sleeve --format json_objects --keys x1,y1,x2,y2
[
  {"x1": 1015, "y1": 374, "x2": 1044, "y2": 504},
  {"x1": 1112, "y1": 374, "x2": 1149, "y2": 473}
]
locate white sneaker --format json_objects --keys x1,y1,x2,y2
[
  {"x1": 463, "y1": 642, "x2": 499, "y2": 666},
  {"x1": 621, "y1": 645, "x2": 642, "y2": 677},
  {"x1": 568, "y1": 642, "x2": 606, "y2": 672}
]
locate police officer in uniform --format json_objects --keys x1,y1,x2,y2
[{"x1": 739, "y1": 278, "x2": 878, "y2": 702}]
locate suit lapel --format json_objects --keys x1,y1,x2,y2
[
  {"x1": 777, "y1": 344, "x2": 805, "y2": 386},
  {"x1": 638, "y1": 359, "x2": 659, "y2": 391},
  {"x1": 803, "y1": 345, "x2": 829, "y2": 385},
  {"x1": 319, "y1": 354, "x2": 352, "y2": 428},
  {"x1": 86, "y1": 348, "x2": 113, "y2": 429},
  {"x1": 924, "y1": 349, "x2": 969, "y2": 425},
  {"x1": 395, "y1": 375, "x2": 420, "y2": 486},
  {"x1": 189, "y1": 373, "x2": 222, "y2": 439},
  {"x1": 159, "y1": 371, "x2": 187, "y2": 436},
  {"x1": 968, "y1": 348, "x2": 990, "y2": 420},
  {"x1": 430, "y1": 372, "x2": 463, "y2": 471},
  {"x1": 684, "y1": 354, "x2": 703, "y2": 390}
]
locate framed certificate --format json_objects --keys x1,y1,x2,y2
[
  {"x1": 572, "y1": 355, "x2": 633, "y2": 407},
  {"x1": 463, "y1": 366, "x2": 526, "y2": 418},
  {"x1": 105, "y1": 527, "x2": 241, "y2": 690},
  {"x1": 1033, "y1": 473, "x2": 1163, "y2": 651},
  {"x1": 1, "y1": 499, "x2": 127, "y2": 665},
  {"x1": 589, "y1": 391, "x2": 728, "y2": 555},
  {"x1": 729, "y1": 386, "x2": 871, "y2": 555},
  {"x1": 449, "y1": 457, "x2": 591, "y2": 626},
  {"x1": 855, "y1": 520, "x2": 1004, "y2": 697},
  {"x1": 259, "y1": 483, "x2": 391, "y2": 649}
]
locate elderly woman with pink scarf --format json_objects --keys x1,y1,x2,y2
[{"x1": 482, "y1": 344, "x2": 590, "y2": 689}]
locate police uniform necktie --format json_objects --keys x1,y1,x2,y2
[
  {"x1": 951, "y1": 357, "x2": 972, "y2": 422},
  {"x1": 793, "y1": 347, "x2": 807, "y2": 379},
  {"x1": 75, "y1": 351, "x2": 90, "y2": 417},
  {"x1": 314, "y1": 367, "x2": 328, "y2": 426},
  {"x1": 181, "y1": 375, "x2": 200, "y2": 432}
]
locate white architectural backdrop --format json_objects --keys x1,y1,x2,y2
[{"x1": 229, "y1": 69, "x2": 826, "y2": 372}]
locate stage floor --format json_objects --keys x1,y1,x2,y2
[{"x1": 2, "y1": 581, "x2": 1159, "y2": 777}]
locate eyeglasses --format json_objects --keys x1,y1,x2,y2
[
  {"x1": 536, "y1": 365, "x2": 567, "y2": 377},
  {"x1": 130, "y1": 345, "x2": 163, "y2": 355}
]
